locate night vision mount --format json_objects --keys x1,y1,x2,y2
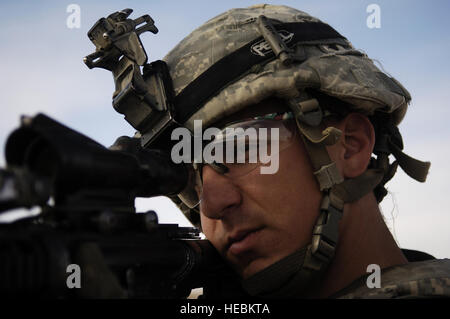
[{"x1": 84, "y1": 9, "x2": 176, "y2": 148}]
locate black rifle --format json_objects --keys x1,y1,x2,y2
[{"x1": 0, "y1": 114, "x2": 245, "y2": 298}]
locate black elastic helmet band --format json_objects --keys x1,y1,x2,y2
[{"x1": 175, "y1": 21, "x2": 347, "y2": 124}]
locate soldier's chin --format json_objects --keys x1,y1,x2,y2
[
  {"x1": 239, "y1": 257, "x2": 278, "y2": 280},
  {"x1": 223, "y1": 254, "x2": 267, "y2": 280}
]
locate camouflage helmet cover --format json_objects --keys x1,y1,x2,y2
[{"x1": 164, "y1": 4, "x2": 411, "y2": 131}]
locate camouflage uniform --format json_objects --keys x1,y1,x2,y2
[{"x1": 334, "y1": 258, "x2": 450, "y2": 299}]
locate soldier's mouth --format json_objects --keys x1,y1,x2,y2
[{"x1": 227, "y1": 227, "x2": 263, "y2": 255}]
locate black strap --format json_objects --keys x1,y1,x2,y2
[
  {"x1": 401, "y1": 249, "x2": 435, "y2": 262},
  {"x1": 175, "y1": 21, "x2": 346, "y2": 123}
]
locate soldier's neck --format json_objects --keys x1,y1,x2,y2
[{"x1": 315, "y1": 193, "x2": 408, "y2": 298}]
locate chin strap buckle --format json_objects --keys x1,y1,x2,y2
[{"x1": 305, "y1": 193, "x2": 343, "y2": 270}]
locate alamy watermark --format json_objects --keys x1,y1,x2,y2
[
  {"x1": 366, "y1": 4, "x2": 381, "y2": 29},
  {"x1": 366, "y1": 263, "x2": 381, "y2": 288},
  {"x1": 66, "y1": 4, "x2": 81, "y2": 29},
  {"x1": 66, "y1": 263, "x2": 81, "y2": 288},
  {"x1": 171, "y1": 120, "x2": 281, "y2": 174}
]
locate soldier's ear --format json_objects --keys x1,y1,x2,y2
[{"x1": 329, "y1": 113, "x2": 375, "y2": 178}]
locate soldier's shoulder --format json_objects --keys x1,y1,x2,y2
[{"x1": 336, "y1": 259, "x2": 450, "y2": 299}]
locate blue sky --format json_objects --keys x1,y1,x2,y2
[{"x1": 0, "y1": 1, "x2": 449, "y2": 257}]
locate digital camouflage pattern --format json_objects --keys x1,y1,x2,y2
[
  {"x1": 163, "y1": 4, "x2": 410, "y2": 131},
  {"x1": 334, "y1": 259, "x2": 450, "y2": 299}
]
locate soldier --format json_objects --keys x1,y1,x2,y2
[{"x1": 160, "y1": 4, "x2": 450, "y2": 298}]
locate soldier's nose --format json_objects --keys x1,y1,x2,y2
[{"x1": 199, "y1": 165, "x2": 242, "y2": 220}]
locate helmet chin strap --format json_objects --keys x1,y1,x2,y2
[{"x1": 242, "y1": 96, "x2": 384, "y2": 298}]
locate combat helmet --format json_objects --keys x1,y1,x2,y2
[{"x1": 158, "y1": 4, "x2": 430, "y2": 297}]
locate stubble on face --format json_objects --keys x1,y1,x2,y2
[{"x1": 200, "y1": 136, "x2": 322, "y2": 279}]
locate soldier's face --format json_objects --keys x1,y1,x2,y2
[{"x1": 199, "y1": 116, "x2": 322, "y2": 279}]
